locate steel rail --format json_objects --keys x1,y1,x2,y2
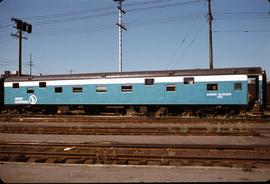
[{"x1": 1, "y1": 142, "x2": 270, "y2": 168}]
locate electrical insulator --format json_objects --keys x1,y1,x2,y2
[
  {"x1": 11, "y1": 18, "x2": 32, "y2": 34},
  {"x1": 22, "y1": 22, "x2": 27, "y2": 32},
  {"x1": 16, "y1": 20, "x2": 23, "y2": 30},
  {"x1": 27, "y1": 24, "x2": 32, "y2": 33}
]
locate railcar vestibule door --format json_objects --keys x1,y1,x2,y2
[
  {"x1": 248, "y1": 76, "x2": 259, "y2": 107},
  {"x1": 248, "y1": 72, "x2": 267, "y2": 112}
]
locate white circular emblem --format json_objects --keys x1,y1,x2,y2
[{"x1": 29, "y1": 95, "x2": 37, "y2": 104}]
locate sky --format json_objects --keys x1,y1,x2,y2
[{"x1": 0, "y1": 0, "x2": 269, "y2": 79}]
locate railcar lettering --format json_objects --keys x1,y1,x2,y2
[
  {"x1": 14, "y1": 97, "x2": 29, "y2": 104},
  {"x1": 206, "y1": 93, "x2": 217, "y2": 96},
  {"x1": 207, "y1": 93, "x2": 232, "y2": 99},
  {"x1": 220, "y1": 93, "x2": 231, "y2": 96}
]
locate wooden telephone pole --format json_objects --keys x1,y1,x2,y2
[
  {"x1": 208, "y1": 0, "x2": 213, "y2": 69},
  {"x1": 11, "y1": 18, "x2": 32, "y2": 76}
]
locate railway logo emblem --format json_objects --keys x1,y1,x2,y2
[{"x1": 29, "y1": 95, "x2": 37, "y2": 104}]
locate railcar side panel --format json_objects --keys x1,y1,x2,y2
[
  {"x1": 0, "y1": 78, "x2": 4, "y2": 108},
  {"x1": 4, "y1": 75, "x2": 248, "y2": 106}
]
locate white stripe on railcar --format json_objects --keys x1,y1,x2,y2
[
  {"x1": 195, "y1": 75, "x2": 247, "y2": 82},
  {"x1": 4, "y1": 75, "x2": 247, "y2": 87}
]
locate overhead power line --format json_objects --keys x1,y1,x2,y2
[
  {"x1": 18, "y1": 0, "x2": 174, "y2": 22},
  {"x1": 0, "y1": 59, "x2": 17, "y2": 63},
  {"x1": 127, "y1": 0, "x2": 202, "y2": 13},
  {"x1": 0, "y1": 0, "x2": 204, "y2": 27},
  {"x1": 0, "y1": 1, "x2": 268, "y2": 29},
  {"x1": 25, "y1": 6, "x2": 114, "y2": 21},
  {"x1": 166, "y1": 1, "x2": 206, "y2": 69},
  {"x1": 167, "y1": 20, "x2": 208, "y2": 69},
  {"x1": 22, "y1": 0, "x2": 183, "y2": 22},
  {"x1": 214, "y1": 29, "x2": 270, "y2": 33},
  {"x1": 214, "y1": 11, "x2": 267, "y2": 14},
  {"x1": 0, "y1": 23, "x2": 13, "y2": 29},
  {"x1": 29, "y1": 13, "x2": 202, "y2": 39}
]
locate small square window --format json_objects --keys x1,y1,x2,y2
[
  {"x1": 12, "y1": 83, "x2": 19, "y2": 88},
  {"x1": 121, "y1": 85, "x2": 132, "y2": 92},
  {"x1": 27, "y1": 87, "x2": 34, "y2": 93},
  {"x1": 166, "y1": 84, "x2": 176, "y2": 92},
  {"x1": 145, "y1": 78, "x2": 154, "y2": 85},
  {"x1": 73, "y1": 87, "x2": 83, "y2": 93},
  {"x1": 207, "y1": 84, "x2": 218, "y2": 91},
  {"x1": 234, "y1": 83, "x2": 242, "y2": 90},
  {"x1": 39, "y1": 82, "x2": 46, "y2": 88},
  {"x1": 184, "y1": 77, "x2": 194, "y2": 84},
  {"x1": 96, "y1": 86, "x2": 107, "y2": 93},
  {"x1": 55, "y1": 87, "x2": 62, "y2": 93}
]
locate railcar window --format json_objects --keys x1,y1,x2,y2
[
  {"x1": 12, "y1": 83, "x2": 19, "y2": 88},
  {"x1": 145, "y1": 78, "x2": 154, "y2": 85},
  {"x1": 166, "y1": 84, "x2": 176, "y2": 92},
  {"x1": 207, "y1": 84, "x2": 218, "y2": 91},
  {"x1": 27, "y1": 87, "x2": 34, "y2": 93},
  {"x1": 39, "y1": 82, "x2": 46, "y2": 88},
  {"x1": 121, "y1": 85, "x2": 132, "y2": 92},
  {"x1": 96, "y1": 86, "x2": 107, "y2": 93},
  {"x1": 184, "y1": 77, "x2": 195, "y2": 84},
  {"x1": 55, "y1": 87, "x2": 62, "y2": 93},
  {"x1": 73, "y1": 87, "x2": 83, "y2": 93},
  {"x1": 234, "y1": 83, "x2": 242, "y2": 90}
]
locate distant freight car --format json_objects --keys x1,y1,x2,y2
[
  {"x1": 267, "y1": 81, "x2": 270, "y2": 108},
  {"x1": 0, "y1": 67, "x2": 267, "y2": 116}
]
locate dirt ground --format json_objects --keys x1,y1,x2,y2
[
  {"x1": 1, "y1": 133, "x2": 270, "y2": 146},
  {"x1": 1, "y1": 162, "x2": 270, "y2": 183}
]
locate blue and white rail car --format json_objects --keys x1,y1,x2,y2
[
  {"x1": 3, "y1": 67, "x2": 267, "y2": 114},
  {"x1": 0, "y1": 77, "x2": 4, "y2": 110}
]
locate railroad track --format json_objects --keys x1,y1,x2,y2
[
  {"x1": 1, "y1": 114, "x2": 269, "y2": 123},
  {"x1": 1, "y1": 141, "x2": 269, "y2": 169},
  {"x1": 1, "y1": 115, "x2": 269, "y2": 170},
  {"x1": 1, "y1": 115, "x2": 269, "y2": 136},
  {"x1": 0, "y1": 123, "x2": 260, "y2": 136}
]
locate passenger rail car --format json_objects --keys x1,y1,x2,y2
[{"x1": 0, "y1": 67, "x2": 267, "y2": 116}]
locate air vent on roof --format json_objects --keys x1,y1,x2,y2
[
  {"x1": 168, "y1": 72, "x2": 175, "y2": 76},
  {"x1": 233, "y1": 69, "x2": 238, "y2": 74},
  {"x1": 248, "y1": 68, "x2": 259, "y2": 74}
]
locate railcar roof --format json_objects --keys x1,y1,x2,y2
[{"x1": 4, "y1": 67, "x2": 263, "y2": 82}]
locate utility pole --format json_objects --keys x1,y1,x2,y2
[
  {"x1": 114, "y1": 0, "x2": 127, "y2": 72},
  {"x1": 11, "y1": 18, "x2": 32, "y2": 76},
  {"x1": 28, "y1": 53, "x2": 33, "y2": 76},
  {"x1": 208, "y1": 0, "x2": 213, "y2": 69},
  {"x1": 18, "y1": 29, "x2": 23, "y2": 76}
]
